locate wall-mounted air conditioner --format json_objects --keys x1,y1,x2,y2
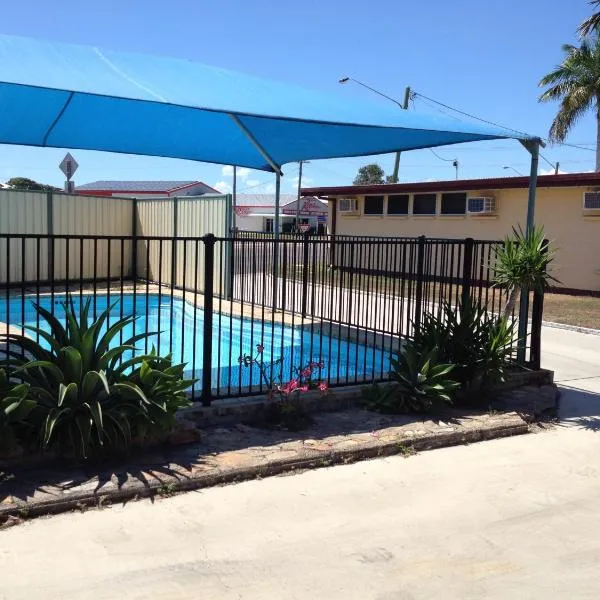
[
  {"x1": 583, "y1": 191, "x2": 600, "y2": 210},
  {"x1": 468, "y1": 197, "x2": 497, "y2": 214},
  {"x1": 338, "y1": 198, "x2": 358, "y2": 213}
]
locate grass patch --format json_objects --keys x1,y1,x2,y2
[{"x1": 542, "y1": 292, "x2": 600, "y2": 330}]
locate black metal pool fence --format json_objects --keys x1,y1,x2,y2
[{"x1": 0, "y1": 232, "x2": 544, "y2": 405}]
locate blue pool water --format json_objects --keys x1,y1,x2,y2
[{"x1": 0, "y1": 293, "x2": 390, "y2": 393}]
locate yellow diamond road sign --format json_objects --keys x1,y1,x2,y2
[{"x1": 59, "y1": 153, "x2": 78, "y2": 179}]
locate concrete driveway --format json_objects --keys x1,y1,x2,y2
[{"x1": 1, "y1": 325, "x2": 599, "y2": 600}]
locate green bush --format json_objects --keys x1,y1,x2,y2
[
  {"x1": 5, "y1": 298, "x2": 193, "y2": 458},
  {"x1": 125, "y1": 348, "x2": 194, "y2": 442},
  {"x1": 362, "y1": 343, "x2": 459, "y2": 414},
  {"x1": 412, "y1": 300, "x2": 516, "y2": 400},
  {"x1": 0, "y1": 369, "x2": 35, "y2": 453}
]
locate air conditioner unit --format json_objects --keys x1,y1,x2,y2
[
  {"x1": 583, "y1": 191, "x2": 600, "y2": 210},
  {"x1": 468, "y1": 196, "x2": 497, "y2": 214},
  {"x1": 338, "y1": 198, "x2": 358, "y2": 213}
]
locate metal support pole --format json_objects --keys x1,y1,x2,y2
[
  {"x1": 517, "y1": 138, "x2": 542, "y2": 364},
  {"x1": 232, "y1": 166, "x2": 237, "y2": 231},
  {"x1": 296, "y1": 160, "x2": 303, "y2": 231},
  {"x1": 274, "y1": 171, "x2": 281, "y2": 238},
  {"x1": 201, "y1": 234, "x2": 215, "y2": 406},
  {"x1": 391, "y1": 86, "x2": 411, "y2": 183}
]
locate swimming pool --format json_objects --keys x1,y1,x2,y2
[{"x1": 0, "y1": 293, "x2": 391, "y2": 395}]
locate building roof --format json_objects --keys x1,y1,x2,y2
[
  {"x1": 75, "y1": 180, "x2": 218, "y2": 194},
  {"x1": 302, "y1": 172, "x2": 600, "y2": 197}
]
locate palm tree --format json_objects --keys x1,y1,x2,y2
[
  {"x1": 538, "y1": 36, "x2": 600, "y2": 171},
  {"x1": 579, "y1": 1, "x2": 600, "y2": 37}
]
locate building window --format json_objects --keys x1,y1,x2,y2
[
  {"x1": 441, "y1": 192, "x2": 467, "y2": 215},
  {"x1": 364, "y1": 195, "x2": 384, "y2": 215},
  {"x1": 265, "y1": 218, "x2": 274, "y2": 232},
  {"x1": 413, "y1": 193, "x2": 437, "y2": 215},
  {"x1": 387, "y1": 194, "x2": 409, "y2": 215}
]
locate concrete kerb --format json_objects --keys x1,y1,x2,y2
[{"x1": 0, "y1": 412, "x2": 529, "y2": 524}]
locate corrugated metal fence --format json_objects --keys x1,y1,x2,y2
[{"x1": 0, "y1": 189, "x2": 229, "y2": 288}]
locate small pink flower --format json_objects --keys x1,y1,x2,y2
[
  {"x1": 318, "y1": 361, "x2": 325, "y2": 369},
  {"x1": 301, "y1": 367, "x2": 312, "y2": 378},
  {"x1": 310, "y1": 361, "x2": 320, "y2": 368},
  {"x1": 279, "y1": 379, "x2": 299, "y2": 395},
  {"x1": 298, "y1": 385, "x2": 309, "y2": 392},
  {"x1": 256, "y1": 344, "x2": 264, "y2": 354},
  {"x1": 318, "y1": 382, "x2": 328, "y2": 392}
]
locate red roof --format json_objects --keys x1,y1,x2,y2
[{"x1": 301, "y1": 172, "x2": 600, "y2": 197}]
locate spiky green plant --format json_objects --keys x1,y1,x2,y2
[
  {"x1": 0, "y1": 369, "x2": 35, "y2": 452},
  {"x1": 369, "y1": 343, "x2": 460, "y2": 414},
  {"x1": 4, "y1": 297, "x2": 192, "y2": 458},
  {"x1": 493, "y1": 225, "x2": 557, "y2": 318}
]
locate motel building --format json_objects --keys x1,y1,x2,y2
[{"x1": 302, "y1": 172, "x2": 600, "y2": 292}]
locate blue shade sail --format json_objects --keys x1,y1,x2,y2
[{"x1": 0, "y1": 35, "x2": 533, "y2": 171}]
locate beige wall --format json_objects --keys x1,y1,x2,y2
[
  {"x1": 329, "y1": 186, "x2": 600, "y2": 291},
  {"x1": 135, "y1": 195, "x2": 229, "y2": 295},
  {"x1": 0, "y1": 190, "x2": 230, "y2": 292}
]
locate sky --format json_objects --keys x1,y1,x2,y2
[{"x1": 0, "y1": 0, "x2": 596, "y2": 193}]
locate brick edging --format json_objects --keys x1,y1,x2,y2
[{"x1": 0, "y1": 417, "x2": 529, "y2": 524}]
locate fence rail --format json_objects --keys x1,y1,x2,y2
[{"x1": 0, "y1": 233, "x2": 544, "y2": 405}]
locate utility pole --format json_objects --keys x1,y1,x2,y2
[
  {"x1": 296, "y1": 160, "x2": 303, "y2": 231},
  {"x1": 554, "y1": 161, "x2": 560, "y2": 175},
  {"x1": 232, "y1": 166, "x2": 237, "y2": 231},
  {"x1": 453, "y1": 159, "x2": 459, "y2": 180},
  {"x1": 391, "y1": 86, "x2": 411, "y2": 183}
]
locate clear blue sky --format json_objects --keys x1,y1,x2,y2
[{"x1": 0, "y1": 0, "x2": 595, "y2": 192}]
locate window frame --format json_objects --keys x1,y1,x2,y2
[
  {"x1": 386, "y1": 194, "x2": 410, "y2": 216},
  {"x1": 363, "y1": 195, "x2": 385, "y2": 216},
  {"x1": 412, "y1": 193, "x2": 437, "y2": 216},
  {"x1": 440, "y1": 192, "x2": 467, "y2": 216}
]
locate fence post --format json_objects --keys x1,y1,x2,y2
[
  {"x1": 414, "y1": 235, "x2": 426, "y2": 330},
  {"x1": 46, "y1": 191, "x2": 54, "y2": 278},
  {"x1": 529, "y1": 238, "x2": 548, "y2": 370},
  {"x1": 201, "y1": 233, "x2": 215, "y2": 406},
  {"x1": 131, "y1": 198, "x2": 138, "y2": 281},
  {"x1": 301, "y1": 230, "x2": 310, "y2": 317},
  {"x1": 461, "y1": 237, "x2": 474, "y2": 307},
  {"x1": 227, "y1": 227, "x2": 235, "y2": 301}
]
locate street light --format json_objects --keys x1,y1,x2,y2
[
  {"x1": 503, "y1": 166, "x2": 523, "y2": 176},
  {"x1": 338, "y1": 77, "x2": 411, "y2": 182}
]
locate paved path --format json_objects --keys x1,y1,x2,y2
[{"x1": 1, "y1": 325, "x2": 599, "y2": 600}]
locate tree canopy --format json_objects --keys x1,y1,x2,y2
[
  {"x1": 353, "y1": 164, "x2": 386, "y2": 185},
  {"x1": 538, "y1": 36, "x2": 600, "y2": 171},
  {"x1": 6, "y1": 177, "x2": 60, "y2": 191}
]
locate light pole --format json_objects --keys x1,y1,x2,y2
[
  {"x1": 339, "y1": 77, "x2": 410, "y2": 183},
  {"x1": 503, "y1": 166, "x2": 523, "y2": 176}
]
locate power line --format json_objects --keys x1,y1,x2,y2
[{"x1": 412, "y1": 91, "x2": 596, "y2": 153}]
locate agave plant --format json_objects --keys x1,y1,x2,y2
[
  {"x1": 493, "y1": 225, "x2": 557, "y2": 318},
  {"x1": 0, "y1": 368, "x2": 35, "y2": 452},
  {"x1": 388, "y1": 343, "x2": 459, "y2": 413},
  {"x1": 360, "y1": 343, "x2": 458, "y2": 414},
  {"x1": 125, "y1": 347, "x2": 195, "y2": 441},
  {"x1": 413, "y1": 300, "x2": 516, "y2": 396},
  {"x1": 4, "y1": 297, "x2": 189, "y2": 458}
]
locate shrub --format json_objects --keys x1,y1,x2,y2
[
  {"x1": 0, "y1": 369, "x2": 35, "y2": 453},
  {"x1": 413, "y1": 300, "x2": 516, "y2": 398},
  {"x1": 494, "y1": 225, "x2": 557, "y2": 317},
  {"x1": 362, "y1": 343, "x2": 459, "y2": 414},
  {"x1": 125, "y1": 348, "x2": 194, "y2": 442},
  {"x1": 5, "y1": 297, "x2": 192, "y2": 458}
]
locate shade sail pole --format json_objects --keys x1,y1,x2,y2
[
  {"x1": 274, "y1": 171, "x2": 281, "y2": 239},
  {"x1": 228, "y1": 114, "x2": 283, "y2": 176},
  {"x1": 232, "y1": 165, "x2": 237, "y2": 231},
  {"x1": 517, "y1": 137, "x2": 542, "y2": 364}
]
